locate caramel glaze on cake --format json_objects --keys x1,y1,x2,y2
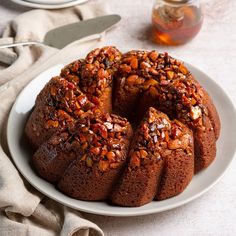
[
  {"x1": 25, "y1": 46, "x2": 221, "y2": 207},
  {"x1": 114, "y1": 50, "x2": 220, "y2": 172},
  {"x1": 34, "y1": 112, "x2": 133, "y2": 200},
  {"x1": 61, "y1": 46, "x2": 122, "y2": 114},
  {"x1": 111, "y1": 107, "x2": 194, "y2": 206},
  {"x1": 57, "y1": 113, "x2": 132, "y2": 200},
  {"x1": 25, "y1": 76, "x2": 100, "y2": 148},
  {"x1": 26, "y1": 46, "x2": 121, "y2": 148}
]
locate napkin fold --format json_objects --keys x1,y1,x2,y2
[{"x1": 0, "y1": 3, "x2": 108, "y2": 236}]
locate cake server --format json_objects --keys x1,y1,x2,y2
[{"x1": 0, "y1": 14, "x2": 121, "y2": 49}]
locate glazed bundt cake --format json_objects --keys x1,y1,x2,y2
[{"x1": 25, "y1": 46, "x2": 220, "y2": 207}]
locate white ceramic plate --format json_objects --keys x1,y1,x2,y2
[
  {"x1": 7, "y1": 62, "x2": 236, "y2": 217},
  {"x1": 24, "y1": 0, "x2": 75, "y2": 5},
  {"x1": 11, "y1": 0, "x2": 89, "y2": 9}
]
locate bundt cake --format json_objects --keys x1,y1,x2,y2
[{"x1": 25, "y1": 46, "x2": 220, "y2": 207}]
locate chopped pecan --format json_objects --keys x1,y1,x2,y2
[{"x1": 98, "y1": 160, "x2": 109, "y2": 171}]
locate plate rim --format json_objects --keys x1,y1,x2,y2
[
  {"x1": 10, "y1": 0, "x2": 89, "y2": 9},
  {"x1": 7, "y1": 61, "x2": 236, "y2": 217},
  {"x1": 24, "y1": 0, "x2": 76, "y2": 5}
]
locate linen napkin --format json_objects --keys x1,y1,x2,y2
[{"x1": 0, "y1": 3, "x2": 109, "y2": 236}]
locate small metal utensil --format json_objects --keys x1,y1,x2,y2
[{"x1": 0, "y1": 15, "x2": 121, "y2": 49}]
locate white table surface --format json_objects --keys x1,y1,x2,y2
[{"x1": 0, "y1": 0, "x2": 236, "y2": 235}]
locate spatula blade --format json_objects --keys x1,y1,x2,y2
[{"x1": 44, "y1": 14, "x2": 121, "y2": 49}]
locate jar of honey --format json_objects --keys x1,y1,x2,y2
[{"x1": 152, "y1": 0, "x2": 203, "y2": 45}]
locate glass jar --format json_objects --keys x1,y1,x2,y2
[{"x1": 152, "y1": 0, "x2": 203, "y2": 45}]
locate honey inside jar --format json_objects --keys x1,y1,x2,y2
[{"x1": 152, "y1": 0, "x2": 203, "y2": 45}]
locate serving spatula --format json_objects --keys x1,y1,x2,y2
[{"x1": 0, "y1": 14, "x2": 121, "y2": 49}]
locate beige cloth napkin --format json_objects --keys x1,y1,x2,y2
[{"x1": 0, "y1": 3, "x2": 109, "y2": 236}]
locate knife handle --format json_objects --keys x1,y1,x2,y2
[{"x1": 0, "y1": 41, "x2": 43, "y2": 49}]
